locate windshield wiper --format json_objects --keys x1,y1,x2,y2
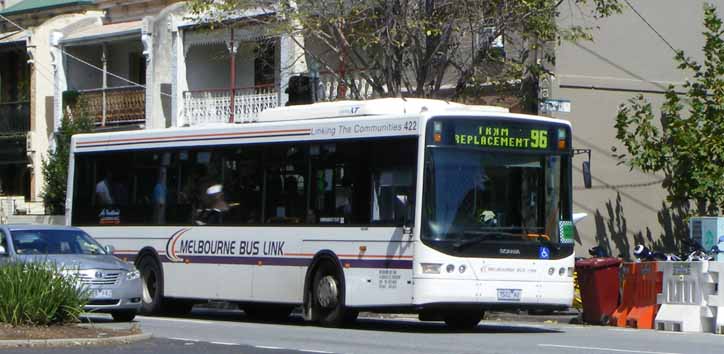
[{"x1": 453, "y1": 230, "x2": 518, "y2": 250}]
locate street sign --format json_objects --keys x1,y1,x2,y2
[{"x1": 540, "y1": 99, "x2": 571, "y2": 113}]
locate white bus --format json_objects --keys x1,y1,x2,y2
[{"x1": 67, "y1": 98, "x2": 575, "y2": 329}]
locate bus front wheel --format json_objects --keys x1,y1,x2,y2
[
  {"x1": 138, "y1": 256, "x2": 163, "y2": 315},
  {"x1": 311, "y1": 262, "x2": 347, "y2": 327}
]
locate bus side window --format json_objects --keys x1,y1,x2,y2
[
  {"x1": 369, "y1": 138, "x2": 417, "y2": 226},
  {"x1": 211, "y1": 147, "x2": 264, "y2": 225},
  {"x1": 309, "y1": 141, "x2": 368, "y2": 225},
  {"x1": 371, "y1": 169, "x2": 415, "y2": 225},
  {"x1": 264, "y1": 144, "x2": 308, "y2": 224}
]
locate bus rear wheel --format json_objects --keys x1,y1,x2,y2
[
  {"x1": 138, "y1": 256, "x2": 163, "y2": 315},
  {"x1": 311, "y1": 262, "x2": 348, "y2": 327},
  {"x1": 443, "y1": 312, "x2": 483, "y2": 330}
]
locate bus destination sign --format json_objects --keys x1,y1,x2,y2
[
  {"x1": 430, "y1": 119, "x2": 564, "y2": 151},
  {"x1": 454, "y1": 126, "x2": 549, "y2": 150}
]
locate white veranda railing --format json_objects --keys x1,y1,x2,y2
[{"x1": 182, "y1": 85, "x2": 278, "y2": 126}]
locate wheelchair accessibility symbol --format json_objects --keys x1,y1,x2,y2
[{"x1": 539, "y1": 246, "x2": 550, "y2": 259}]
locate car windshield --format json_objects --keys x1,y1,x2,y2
[
  {"x1": 422, "y1": 147, "x2": 569, "y2": 245},
  {"x1": 10, "y1": 229, "x2": 106, "y2": 255}
]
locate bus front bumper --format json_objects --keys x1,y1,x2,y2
[{"x1": 413, "y1": 277, "x2": 573, "y2": 309}]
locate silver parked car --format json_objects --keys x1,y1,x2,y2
[{"x1": 0, "y1": 224, "x2": 142, "y2": 321}]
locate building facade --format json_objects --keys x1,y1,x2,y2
[
  {"x1": 0, "y1": 0, "x2": 97, "y2": 214},
  {"x1": 545, "y1": 0, "x2": 720, "y2": 258},
  {"x1": 0, "y1": 0, "x2": 324, "y2": 215}
]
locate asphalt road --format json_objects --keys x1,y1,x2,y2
[{"x1": 5, "y1": 309, "x2": 724, "y2": 354}]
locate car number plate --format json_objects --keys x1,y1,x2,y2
[
  {"x1": 93, "y1": 289, "x2": 113, "y2": 299},
  {"x1": 496, "y1": 288, "x2": 522, "y2": 301}
]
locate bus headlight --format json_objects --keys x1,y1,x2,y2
[
  {"x1": 446, "y1": 264, "x2": 455, "y2": 273},
  {"x1": 567, "y1": 267, "x2": 574, "y2": 277},
  {"x1": 421, "y1": 263, "x2": 443, "y2": 274},
  {"x1": 126, "y1": 269, "x2": 141, "y2": 281}
]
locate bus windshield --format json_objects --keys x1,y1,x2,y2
[{"x1": 421, "y1": 118, "x2": 572, "y2": 258}]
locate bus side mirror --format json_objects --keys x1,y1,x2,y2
[
  {"x1": 104, "y1": 245, "x2": 115, "y2": 254},
  {"x1": 573, "y1": 212, "x2": 587, "y2": 224},
  {"x1": 582, "y1": 161, "x2": 592, "y2": 189}
]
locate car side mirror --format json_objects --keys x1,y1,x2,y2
[
  {"x1": 582, "y1": 161, "x2": 592, "y2": 189},
  {"x1": 104, "y1": 245, "x2": 115, "y2": 254}
]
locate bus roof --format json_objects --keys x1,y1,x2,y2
[
  {"x1": 255, "y1": 98, "x2": 510, "y2": 122},
  {"x1": 70, "y1": 98, "x2": 571, "y2": 152}
]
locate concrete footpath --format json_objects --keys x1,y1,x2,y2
[
  {"x1": 0, "y1": 316, "x2": 151, "y2": 348},
  {"x1": 0, "y1": 333, "x2": 151, "y2": 348}
]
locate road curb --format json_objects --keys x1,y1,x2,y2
[{"x1": 0, "y1": 333, "x2": 152, "y2": 348}]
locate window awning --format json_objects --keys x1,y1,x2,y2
[
  {"x1": 0, "y1": 30, "x2": 28, "y2": 47},
  {"x1": 0, "y1": 0, "x2": 93, "y2": 16},
  {"x1": 61, "y1": 20, "x2": 143, "y2": 46}
]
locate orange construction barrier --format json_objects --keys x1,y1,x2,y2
[
  {"x1": 625, "y1": 262, "x2": 663, "y2": 329},
  {"x1": 610, "y1": 263, "x2": 637, "y2": 327}
]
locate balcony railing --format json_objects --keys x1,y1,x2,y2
[
  {"x1": 0, "y1": 101, "x2": 30, "y2": 135},
  {"x1": 182, "y1": 85, "x2": 278, "y2": 126},
  {"x1": 318, "y1": 70, "x2": 378, "y2": 101},
  {"x1": 77, "y1": 86, "x2": 145, "y2": 127}
]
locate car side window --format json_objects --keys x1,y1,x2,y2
[
  {"x1": 0, "y1": 231, "x2": 7, "y2": 254},
  {"x1": 12, "y1": 233, "x2": 47, "y2": 255}
]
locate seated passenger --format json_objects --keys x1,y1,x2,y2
[{"x1": 195, "y1": 184, "x2": 229, "y2": 225}]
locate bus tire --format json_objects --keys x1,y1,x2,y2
[
  {"x1": 443, "y1": 312, "x2": 483, "y2": 330},
  {"x1": 138, "y1": 256, "x2": 164, "y2": 315},
  {"x1": 311, "y1": 262, "x2": 347, "y2": 327}
]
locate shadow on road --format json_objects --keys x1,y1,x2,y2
[
  {"x1": 349, "y1": 318, "x2": 562, "y2": 334},
  {"x1": 87, "y1": 307, "x2": 562, "y2": 335}
]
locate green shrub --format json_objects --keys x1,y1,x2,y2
[{"x1": 0, "y1": 262, "x2": 89, "y2": 326}]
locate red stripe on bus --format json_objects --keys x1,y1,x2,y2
[
  {"x1": 285, "y1": 252, "x2": 412, "y2": 259},
  {"x1": 77, "y1": 128, "x2": 312, "y2": 146},
  {"x1": 116, "y1": 251, "x2": 411, "y2": 260}
]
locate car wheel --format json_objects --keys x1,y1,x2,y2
[
  {"x1": 138, "y1": 256, "x2": 163, "y2": 315},
  {"x1": 311, "y1": 262, "x2": 349, "y2": 327},
  {"x1": 443, "y1": 312, "x2": 483, "y2": 330},
  {"x1": 111, "y1": 310, "x2": 137, "y2": 322}
]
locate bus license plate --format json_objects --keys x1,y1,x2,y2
[
  {"x1": 497, "y1": 288, "x2": 521, "y2": 301},
  {"x1": 93, "y1": 289, "x2": 112, "y2": 299}
]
